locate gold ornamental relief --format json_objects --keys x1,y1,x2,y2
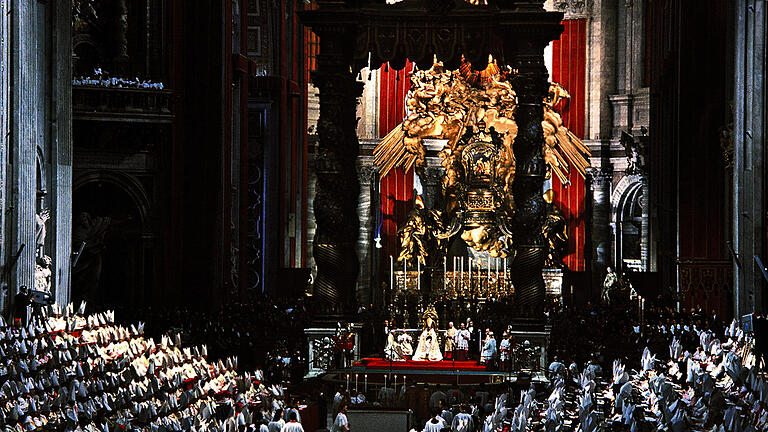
[{"x1": 378, "y1": 54, "x2": 590, "y2": 261}]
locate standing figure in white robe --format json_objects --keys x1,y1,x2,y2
[
  {"x1": 413, "y1": 305, "x2": 443, "y2": 361},
  {"x1": 499, "y1": 331, "x2": 511, "y2": 371},
  {"x1": 455, "y1": 323, "x2": 471, "y2": 361},
  {"x1": 480, "y1": 330, "x2": 496, "y2": 364},
  {"x1": 445, "y1": 322, "x2": 457, "y2": 359}
]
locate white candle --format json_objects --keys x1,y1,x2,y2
[
  {"x1": 417, "y1": 260, "x2": 421, "y2": 291},
  {"x1": 460, "y1": 258, "x2": 463, "y2": 289},
  {"x1": 355, "y1": 374, "x2": 359, "y2": 392},
  {"x1": 394, "y1": 374, "x2": 398, "y2": 390},
  {"x1": 443, "y1": 257, "x2": 447, "y2": 290},
  {"x1": 404, "y1": 258, "x2": 407, "y2": 289},
  {"x1": 384, "y1": 374, "x2": 387, "y2": 388},
  {"x1": 453, "y1": 257, "x2": 457, "y2": 287},
  {"x1": 469, "y1": 257, "x2": 472, "y2": 287},
  {"x1": 504, "y1": 257, "x2": 507, "y2": 283},
  {"x1": 346, "y1": 374, "x2": 350, "y2": 391},
  {"x1": 364, "y1": 374, "x2": 368, "y2": 393},
  {"x1": 488, "y1": 256, "x2": 491, "y2": 280},
  {"x1": 390, "y1": 255, "x2": 394, "y2": 291}
]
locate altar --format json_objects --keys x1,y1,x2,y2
[{"x1": 300, "y1": 0, "x2": 582, "y2": 389}]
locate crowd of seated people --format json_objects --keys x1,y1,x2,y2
[{"x1": 115, "y1": 296, "x2": 312, "y2": 384}]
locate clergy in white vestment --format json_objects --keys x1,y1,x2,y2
[
  {"x1": 455, "y1": 323, "x2": 470, "y2": 361},
  {"x1": 451, "y1": 406, "x2": 474, "y2": 432},
  {"x1": 422, "y1": 410, "x2": 446, "y2": 432},
  {"x1": 331, "y1": 404, "x2": 350, "y2": 432},
  {"x1": 480, "y1": 330, "x2": 496, "y2": 364},
  {"x1": 280, "y1": 410, "x2": 304, "y2": 432}
]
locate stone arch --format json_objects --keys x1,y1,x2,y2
[
  {"x1": 71, "y1": 171, "x2": 151, "y2": 311},
  {"x1": 73, "y1": 170, "x2": 150, "y2": 226},
  {"x1": 611, "y1": 175, "x2": 644, "y2": 272},
  {"x1": 610, "y1": 173, "x2": 642, "y2": 218}
]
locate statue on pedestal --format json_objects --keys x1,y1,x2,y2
[
  {"x1": 601, "y1": 267, "x2": 618, "y2": 303},
  {"x1": 34, "y1": 209, "x2": 52, "y2": 293},
  {"x1": 397, "y1": 196, "x2": 446, "y2": 266}
]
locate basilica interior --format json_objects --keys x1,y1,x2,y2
[{"x1": 0, "y1": 0, "x2": 766, "y2": 431}]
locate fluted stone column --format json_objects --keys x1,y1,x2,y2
[
  {"x1": 310, "y1": 21, "x2": 364, "y2": 316},
  {"x1": 8, "y1": 0, "x2": 39, "y2": 316},
  {"x1": 589, "y1": 168, "x2": 613, "y2": 273},
  {"x1": 640, "y1": 176, "x2": 650, "y2": 270},
  {"x1": 0, "y1": 0, "x2": 9, "y2": 307},
  {"x1": 51, "y1": 0, "x2": 73, "y2": 307},
  {"x1": 356, "y1": 160, "x2": 376, "y2": 308}
]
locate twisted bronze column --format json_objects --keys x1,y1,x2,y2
[
  {"x1": 310, "y1": 23, "x2": 363, "y2": 316},
  {"x1": 509, "y1": 53, "x2": 550, "y2": 317}
]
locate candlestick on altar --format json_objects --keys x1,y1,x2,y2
[
  {"x1": 443, "y1": 257, "x2": 447, "y2": 290},
  {"x1": 346, "y1": 374, "x2": 350, "y2": 391},
  {"x1": 504, "y1": 257, "x2": 507, "y2": 283},
  {"x1": 394, "y1": 374, "x2": 398, "y2": 390},
  {"x1": 487, "y1": 256, "x2": 491, "y2": 280},
  {"x1": 469, "y1": 257, "x2": 472, "y2": 287},
  {"x1": 417, "y1": 260, "x2": 421, "y2": 290},
  {"x1": 404, "y1": 258, "x2": 407, "y2": 289},
  {"x1": 355, "y1": 374, "x2": 359, "y2": 392},
  {"x1": 364, "y1": 374, "x2": 368, "y2": 393},
  {"x1": 390, "y1": 255, "x2": 394, "y2": 291},
  {"x1": 453, "y1": 257, "x2": 457, "y2": 288},
  {"x1": 384, "y1": 374, "x2": 387, "y2": 389},
  {"x1": 460, "y1": 258, "x2": 464, "y2": 290}
]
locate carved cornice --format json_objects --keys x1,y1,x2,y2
[
  {"x1": 551, "y1": 0, "x2": 590, "y2": 19},
  {"x1": 587, "y1": 167, "x2": 613, "y2": 188},
  {"x1": 300, "y1": 3, "x2": 564, "y2": 72},
  {"x1": 357, "y1": 163, "x2": 378, "y2": 183}
]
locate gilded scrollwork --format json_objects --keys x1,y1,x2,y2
[{"x1": 377, "y1": 54, "x2": 587, "y2": 266}]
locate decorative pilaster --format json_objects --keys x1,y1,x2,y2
[
  {"x1": 356, "y1": 161, "x2": 377, "y2": 308},
  {"x1": 8, "y1": 0, "x2": 40, "y2": 316},
  {"x1": 0, "y1": 0, "x2": 9, "y2": 306},
  {"x1": 51, "y1": 0, "x2": 73, "y2": 307},
  {"x1": 589, "y1": 168, "x2": 613, "y2": 271},
  {"x1": 508, "y1": 52, "x2": 550, "y2": 317},
  {"x1": 310, "y1": 21, "x2": 364, "y2": 316},
  {"x1": 733, "y1": 0, "x2": 766, "y2": 315}
]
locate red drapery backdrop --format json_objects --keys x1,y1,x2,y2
[
  {"x1": 551, "y1": 19, "x2": 588, "y2": 271},
  {"x1": 379, "y1": 61, "x2": 415, "y2": 256}
]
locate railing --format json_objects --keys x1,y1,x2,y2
[{"x1": 73, "y1": 86, "x2": 174, "y2": 123}]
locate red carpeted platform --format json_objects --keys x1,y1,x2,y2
[{"x1": 356, "y1": 357, "x2": 487, "y2": 371}]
